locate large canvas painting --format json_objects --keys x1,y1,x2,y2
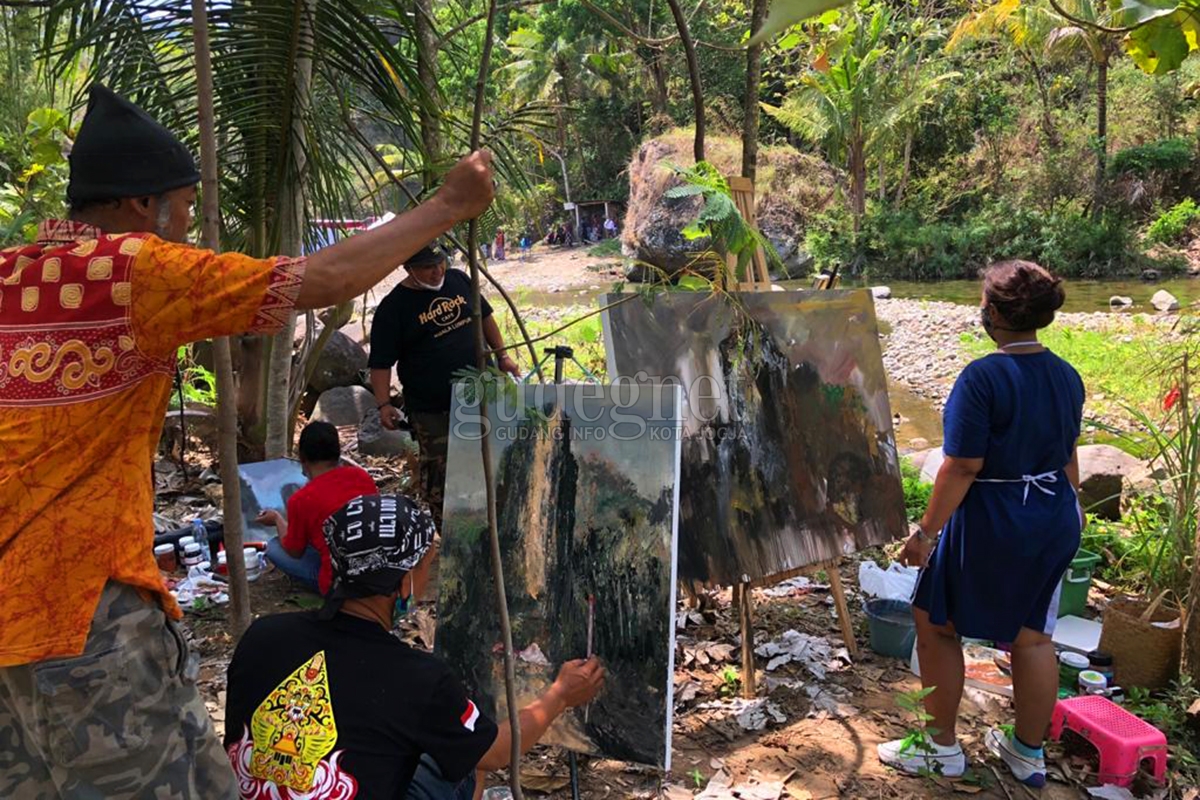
[
  {"x1": 437, "y1": 383, "x2": 681, "y2": 769},
  {"x1": 237, "y1": 458, "x2": 307, "y2": 544},
  {"x1": 602, "y1": 290, "x2": 905, "y2": 585}
]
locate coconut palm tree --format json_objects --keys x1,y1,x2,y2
[
  {"x1": 1043, "y1": 0, "x2": 1121, "y2": 220},
  {"x1": 764, "y1": 6, "x2": 955, "y2": 231}
]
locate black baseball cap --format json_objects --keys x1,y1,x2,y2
[
  {"x1": 404, "y1": 243, "x2": 450, "y2": 269},
  {"x1": 319, "y1": 494, "x2": 436, "y2": 619}
]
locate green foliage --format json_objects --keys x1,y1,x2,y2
[
  {"x1": 587, "y1": 238, "x2": 622, "y2": 257},
  {"x1": 1109, "y1": 139, "x2": 1194, "y2": 178},
  {"x1": 1123, "y1": 678, "x2": 1200, "y2": 780},
  {"x1": 747, "y1": 0, "x2": 851, "y2": 47},
  {"x1": 173, "y1": 345, "x2": 218, "y2": 408},
  {"x1": 0, "y1": 106, "x2": 69, "y2": 245},
  {"x1": 807, "y1": 201, "x2": 1140, "y2": 280},
  {"x1": 1148, "y1": 198, "x2": 1200, "y2": 244},
  {"x1": 893, "y1": 686, "x2": 939, "y2": 761},
  {"x1": 718, "y1": 666, "x2": 741, "y2": 697},
  {"x1": 669, "y1": 161, "x2": 778, "y2": 282},
  {"x1": 900, "y1": 459, "x2": 932, "y2": 523}
]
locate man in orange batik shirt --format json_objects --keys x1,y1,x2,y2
[{"x1": 0, "y1": 85, "x2": 494, "y2": 799}]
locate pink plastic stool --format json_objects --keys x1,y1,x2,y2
[{"x1": 1049, "y1": 695, "x2": 1168, "y2": 788}]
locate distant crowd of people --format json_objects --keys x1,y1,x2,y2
[{"x1": 478, "y1": 214, "x2": 620, "y2": 262}]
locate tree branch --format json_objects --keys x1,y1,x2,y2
[
  {"x1": 437, "y1": 0, "x2": 547, "y2": 43},
  {"x1": 1046, "y1": 0, "x2": 1141, "y2": 34}
]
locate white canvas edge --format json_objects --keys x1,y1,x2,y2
[
  {"x1": 600, "y1": 297, "x2": 619, "y2": 378},
  {"x1": 663, "y1": 382, "x2": 681, "y2": 773}
]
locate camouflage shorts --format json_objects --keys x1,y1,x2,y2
[
  {"x1": 0, "y1": 581, "x2": 236, "y2": 799},
  {"x1": 410, "y1": 410, "x2": 450, "y2": 531}
]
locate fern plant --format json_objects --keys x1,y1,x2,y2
[{"x1": 666, "y1": 161, "x2": 777, "y2": 285}]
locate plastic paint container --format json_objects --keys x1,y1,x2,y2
[
  {"x1": 1059, "y1": 651, "x2": 1089, "y2": 689},
  {"x1": 243, "y1": 547, "x2": 260, "y2": 571},
  {"x1": 1079, "y1": 669, "x2": 1108, "y2": 694},
  {"x1": 1088, "y1": 650, "x2": 1115, "y2": 684},
  {"x1": 177, "y1": 535, "x2": 195, "y2": 557},
  {"x1": 154, "y1": 543, "x2": 177, "y2": 572},
  {"x1": 182, "y1": 543, "x2": 202, "y2": 568}
]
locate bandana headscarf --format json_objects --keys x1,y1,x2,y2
[{"x1": 319, "y1": 494, "x2": 436, "y2": 619}]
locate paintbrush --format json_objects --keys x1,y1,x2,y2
[{"x1": 585, "y1": 594, "x2": 595, "y2": 723}]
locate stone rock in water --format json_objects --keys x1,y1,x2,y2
[
  {"x1": 357, "y1": 408, "x2": 417, "y2": 457},
  {"x1": 309, "y1": 330, "x2": 368, "y2": 392},
  {"x1": 312, "y1": 386, "x2": 375, "y2": 426},
  {"x1": 1151, "y1": 290, "x2": 1180, "y2": 313},
  {"x1": 871, "y1": 286, "x2": 892, "y2": 300},
  {"x1": 1141, "y1": 268, "x2": 1161, "y2": 282},
  {"x1": 1109, "y1": 296, "x2": 1133, "y2": 309},
  {"x1": 1077, "y1": 444, "x2": 1144, "y2": 521},
  {"x1": 919, "y1": 447, "x2": 945, "y2": 484}
]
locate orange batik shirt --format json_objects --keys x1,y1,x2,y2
[{"x1": 0, "y1": 220, "x2": 305, "y2": 666}]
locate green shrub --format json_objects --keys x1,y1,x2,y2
[
  {"x1": 807, "y1": 201, "x2": 1139, "y2": 280},
  {"x1": 900, "y1": 458, "x2": 932, "y2": 523},
  {"x1": 586, "y1": 238, "x2": 622, "y2": 257},
  {"x1": 1147, "y1": 198, "x2": 1200, "y2": 244},
  {"x1": 1109, "y1": 138, "x2": 1194, "y2": 178}
]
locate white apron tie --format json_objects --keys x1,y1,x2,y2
[{"x1": 975, "y1": 471, "x2": 1059, "y2": 505}]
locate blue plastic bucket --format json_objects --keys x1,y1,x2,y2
[{"x1": 864, "y1": 598, "x2": 917, "y2": 659}]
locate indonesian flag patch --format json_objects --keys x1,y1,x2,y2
[{"x1": 461, "y1": 700, "x2": 480, "y2": 732}]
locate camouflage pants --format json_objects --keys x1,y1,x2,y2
[
  {"x1": 410, "y1": 410, "x2": 450, "y2": 531},
  {"x1": 0, "y1": 581, "x2": 236, "y2": 800}
]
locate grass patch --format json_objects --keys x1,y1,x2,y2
[
  {"x1": 493, "y1": 306, "x2": 607, "y2": 381},
  {"x1": 901, "y1": 458, "x2": 932, "y2": 522},
  {"x1": 959, "y1": 319, "x2": 1168, "y2": 422},
  {"x1": 587, "y1": 238, "x2": 622, "y2": 258}
]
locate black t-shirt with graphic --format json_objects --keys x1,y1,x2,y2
[
  {"x1": 224, "y1": 611, "x2": 498, "y2": 799},
  {"x1": 368, "y1": 269, "x2": 494, "y2": 414}
]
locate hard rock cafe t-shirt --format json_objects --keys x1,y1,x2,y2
[
  {"x1": 367, "y1": 269, "x2": 493, "y2": 414},
  {"x1": 224, "y1": 611, "x2": 498, "y2": 799}
]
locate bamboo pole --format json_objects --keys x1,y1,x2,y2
[
  {"x1": 465, "y1": 0, "x2": 524, "y2": 795},
  {"x1": 191, "y1": 0, "x2": 250, "y2": 635}
]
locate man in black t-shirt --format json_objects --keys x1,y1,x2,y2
[
  {"x1": 368, "y1": 245, "x2": 520, "y2": 530},
  {"x1": 225, "y1": 494, "x2": 605, "y2": 800}
]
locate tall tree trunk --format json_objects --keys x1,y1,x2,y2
[
  {"x1": 741, "y1": 0, "x2": 768, "y2": 180},
  {"x1": 191, "y1": 0, "x2": 251, "y2": 636},
  {"x1": 850, "y1": 137, "x2": 866, "y2": 231},
  {"x1": 648, "y1": 52, "x2": 669, "y2": 119},
  {"x1": 265, "y1": 0, "x2": 315, "y2": 460},
  {"x1": 664, "y1": 0, "x2": 704, "y2": 162},
  {"x1": 1092, "y1": 54, "x2": 1108, "y2": 222},
  {"x1": 416, "y1": 0, "x2": 441, "y2": 190}
]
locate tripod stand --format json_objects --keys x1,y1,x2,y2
[{"x1": 524, "y1": 344, "x2": 600, "y2": 385}]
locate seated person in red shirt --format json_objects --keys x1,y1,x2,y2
[
  {"x1": 257, "y1": 421, "x2": 379, "y2": 594},
  {"x1": 225, "y1": 494, "x2": 605, "y2": 799}
]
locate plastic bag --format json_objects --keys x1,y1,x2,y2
[{"x1": 858, "y1": 561, "x2": 918, "y2": 602}]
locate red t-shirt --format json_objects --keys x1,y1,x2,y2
[{"x1": 282, "y1": 465, "x2": 379, "y2": 595}]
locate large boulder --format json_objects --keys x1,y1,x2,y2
[
  {"x1": 312, "y1": 386, "x2": 376, "y2": 426},
  {"x1": 1151, "y1": 290, "x2": 1181, "y2": 313},
  {"x1": 309, "y1": 330, "x2": 368, "y2": 392},
  {"x1": 621, "y1": 132, "x2": 835, "y2": 282},
  {"x1": 1078, "y1": 444, "x2": 1144, "y2": 520},
  {"x1": 357, "y1": 408, "x2": 418, "y2": 457},
  {"x1": 872, "y1": 286, "x2": 892, "y2": 300}
]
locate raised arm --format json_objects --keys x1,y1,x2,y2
[{"x1": 296, "y1": 151, "x2": 493, "y2": 310}]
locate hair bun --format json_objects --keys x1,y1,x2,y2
[{"x1": 983, "y1": 260, "x2": 1065, "y2": 331}]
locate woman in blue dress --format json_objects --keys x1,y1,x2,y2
[{"x1": 878, "y1": 261, "x2": 1085, "y2": 787}]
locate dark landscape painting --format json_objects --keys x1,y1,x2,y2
[
  {"x1": 437, "y1": 383, "x2": 681, "y2": 769},
  {"x1": 237, "y1": 458, "x2": 307, "y2": 544},
  {"x1": 602, "y1": 290, "x2": 905, "y2": 585}
]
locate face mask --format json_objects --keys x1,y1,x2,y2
[
  {"x1": 980, "y1": 304, "x2": 997, "y2": 341},
  {"x1": 412, "y1": 275, "x2": 444, "y2": 291}
]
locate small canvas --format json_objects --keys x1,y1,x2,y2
[
  {"x1": 237, "y1": 458, "x2": 307, "y2": 543},
  {"x1": 603, "y1": 290, "x2": 905, "y2": 585},
  {"x1": 436, "y1": 382, "x2": 681, "y2": 769}
]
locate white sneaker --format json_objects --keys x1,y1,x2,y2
[
  {"x1": 985, "y1": 728, "x2": 1047, "y2": 788},
  {"x1": 877, "y1": 734, "x2": 966, "y2": 777}
]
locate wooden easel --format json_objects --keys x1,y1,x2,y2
[{"x1": 725, "y1": 176, "x2": 859, "y2": 699}]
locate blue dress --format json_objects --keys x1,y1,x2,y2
[{"x1": 913, "y1": 350, "x2": 1086, "y2": 642}]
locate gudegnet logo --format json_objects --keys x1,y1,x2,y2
[{"x1": 420, "y1": 295, "x2": 466, "y2": 326}]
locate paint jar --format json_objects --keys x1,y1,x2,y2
[
  {"x1": 154, "y1": 543, "x2": 177, "y2": 572},
  {"x1": 181, "y1": 543, "x2": 202, "y2": 568},
  {"x1": 243, "y1": 547, "x2": 260, "y2": 571},
  {"x1": 1088, "y1": 650, "x2": 1115, "y2": 684},
  {"x1": 216, "y1": 551, "x2": 228, "y2": 575},
  {"x1": 1059, "y1": 651, "x2": 1089, "y2": 690},
  {"x1": 176, "y1": 535, "x2": 195, "y2": 558},
  {"x1": 1079, "y1": 669, "x2": 1108, "y2": 695}
]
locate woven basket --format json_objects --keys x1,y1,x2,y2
[{"x1": 1098, "y1": 595, "x2": 1182, "y2": 691}]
